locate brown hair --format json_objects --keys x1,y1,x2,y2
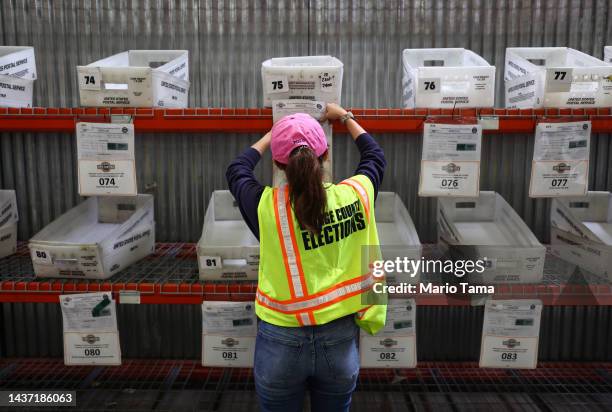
[{"x1": 280, "y1": 146, "x2": 327, "y2": 234}]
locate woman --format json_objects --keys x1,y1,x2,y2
[{"x1": 226, "y1": 103, "x2": 386, "y2": 412}]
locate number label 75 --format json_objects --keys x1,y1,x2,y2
[{"x1": 266, "y1": 75, "x2": 288, "y2": 94}]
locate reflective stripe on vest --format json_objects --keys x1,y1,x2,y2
[
  {"x1": 273, "y1": 186, "x2": 308, "y2": 298},
  {"x1": 339, "y1": 178, "x2": 370, "y2": 221},
  {"x1": 256, "y1": 272, "x2": 375, "y2": 314},
  {"x1": 274, "y1": 185, "x2": 314, "y2": 324}
]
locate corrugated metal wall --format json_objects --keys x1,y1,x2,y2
[
  {"x1": 1, "y1": 0, "x2": 612, "y2": 242},
  {"x1": 2, "y1": 131, "x2": 611, "y2": 242},
  {"x1": 1, "y1": 1, "x2": 612, "y2": 362},
  {"x1": 2, "y1": 0, "x2": 611, "y2": 107},
  {"x1": 2, "y1": 302, "x2": 611, "y2": 361}
]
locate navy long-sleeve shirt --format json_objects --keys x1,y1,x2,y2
[{"x1": 226, "y1": 133, "x2": 386, "y2": 240}]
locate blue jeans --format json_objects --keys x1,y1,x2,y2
[{"x1": 254, "y1": 315, "x2": 360, "y2": 412}]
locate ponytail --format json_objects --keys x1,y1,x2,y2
[{"x1": 284, "y1": 146, "x2": 327, "y2": 234}]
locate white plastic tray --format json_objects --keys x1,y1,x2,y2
[
  {"x1": 550, "y1": 192, "x2": 612, "y2": 280},
  {"x1": 0, "y1": 190, "x2": 18, "y2": 259},
  {"x1": 438, "y1": 191, "x2": 545, "y2": 284},
  {"x1": 197, "y1": 191, "x2": 259, "y2": 280},
  {"x1": 29, "y1": 195, "x2": 155, "y2": 279},
  {"x1": 401, "y1": 48, "x2": 495, "y2": 108},
  {"x1": 77, "y1": 50, "x2": 189, "y2": 107},
  {"x1": 0, "y1": 46, "x2": 36, "y2": 108},
  {"x1": 375, "y1": 192, "x2": 422, "y2": 284},
  {"x1": 505, "y1": 47, "x2": 612, "y2": 108},
  {"x1": 261, "y1": 55, "x2": 343, "y2": 106}
]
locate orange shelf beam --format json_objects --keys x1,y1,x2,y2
[
  {"x1": 1, "y1": 278, "x2": 610, "y2": 306},
  {"x1": 1, "y1": 107, "x2": 612, "y2": 134}
]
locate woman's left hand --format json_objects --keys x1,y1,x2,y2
[{"x1": 322, "y1": 103, "x2": 348, "y2": 121}]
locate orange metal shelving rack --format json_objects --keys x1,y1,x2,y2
[{"x1": 1, "y1": 108, "x2": 612, "y2": 306}]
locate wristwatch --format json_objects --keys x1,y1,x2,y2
[{"x1": 340, "y1": 111, "x2": 355, "y2": 124}]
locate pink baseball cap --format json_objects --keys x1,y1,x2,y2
[{"x1": 271, "y1": 113, "x2": 328, "y2": 164}]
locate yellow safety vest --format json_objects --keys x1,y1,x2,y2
[{"x1": 256, "y1": 174, "x2": 386, "y2": 335}]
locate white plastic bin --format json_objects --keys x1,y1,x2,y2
[
  {"x1": 261, "y1": 55, "x2": 343, "y2": 106},
  {"x1": 437, "y1": 191, "x2": 545, "y2": 284},
  {"x1": 29, "y1": 195, "x2": 155, "y2": 279},
  {"x1": 550, "y1": 192, "x2": 612, "y2": 281},
  {"x1": 401, "y1": 48, "x2": 495, "y2": 108},
  {"x1": 375, "y1": 192, "x2": 422, "y2": 284},
  {"x1": 0, "y1": 190, "x2": 18, "y2": 259},
  {"x1": 505, "y1": 47, "x2": 612, "y2": 108},
  {"x1": 0, "y1": 46, "x2": 36, "y2": 108},
  {"x1": 77, "y1": 50, "x2": 189, "y2": 107},
  {"x1": 197, "y1": 191, "x2": 260, "y2": 280}
]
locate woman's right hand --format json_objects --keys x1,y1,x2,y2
[
  {"x1": 252, "y1": 131, "x2": 272, "y2": 155},
  {"x1": 324, "y1": 103, "x2": 348, "y2": 121}
]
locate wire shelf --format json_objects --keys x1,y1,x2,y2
[
  {"x1": 0, "y1": 359, "x2": 610, "y2": 411},
  {"x1": 0, "y1": 243, "x2": 610, "y2": 305}
]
